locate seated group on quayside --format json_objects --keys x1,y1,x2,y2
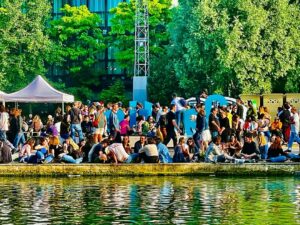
[{"x1": 0, "y1": 91, "x2": 300, "y2": 165}]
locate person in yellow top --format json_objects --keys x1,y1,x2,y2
[{"x1": 270, "y1": 116, "x2": 282, "y2": 137}]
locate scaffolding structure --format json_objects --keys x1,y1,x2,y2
[
  {"x1": 133, "y1": 0, "x2": 149, "y2": 102},
  {"x1": 134, "y1": 0, "x2": 150, "y2": 77}
]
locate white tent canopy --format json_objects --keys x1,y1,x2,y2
[{"x1": 4, "y1": 75, "x2": 74, "y2": 103}]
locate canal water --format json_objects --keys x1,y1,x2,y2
[{"x1": 0, "y1": 177, "x2": 299, "y2": 224}]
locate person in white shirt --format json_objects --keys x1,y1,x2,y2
[
  {"x1": 139, "y1": 137, "x2": 159, "y2": 163},
  {"x1": 287, "y1": 107, "x2": 300, "y2": 152},
  {"x1": 105, "y1": 143, "x2": 139, "y2": 164},
  {"x1": 0, "y1": 105, "x2": 9, "y2": 141}
]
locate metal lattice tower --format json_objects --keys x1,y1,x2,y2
[
  {"x1": 133, "y1": 0, "x2": 149, "y2": 102},
  {"x1": 134, "y1": 0, "x2": 149, "y2": 77}
]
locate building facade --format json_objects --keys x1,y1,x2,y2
[{"x1": 49, "y1": 0, "x2": 130, "y2": 90}]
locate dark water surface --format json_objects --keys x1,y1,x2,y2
[{"x1": 0, "y1": 176, "x2": 299, "y2": 224}]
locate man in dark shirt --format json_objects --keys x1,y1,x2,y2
[
  {"x1": 134, "y1": 135, "x2": 147, "y2": 153},
  {"x1": 209, "y1": 107, "x2": 220, "y2": 138},
  {"x1": 241, "y1": 133, "x2": 260, "y2": 160},
  {"x1": 163, "y1": 104, "x2": 181, "y2": 148},
  {"x1": 68, "y1": 101, "x2": 83, "y2": 143}
]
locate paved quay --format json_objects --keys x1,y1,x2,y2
[{"x1": 1, "y1": 163, "x2": 300, "y2": 177}]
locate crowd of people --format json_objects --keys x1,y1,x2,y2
[{"x1": 0, "y1": 91, "x2": 299, "y2": 164}]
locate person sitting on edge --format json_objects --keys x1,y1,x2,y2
[
  {"x1": 240, "y1": 133, "x2": 260, "y2": 161},
  {"x1": 138, "y1": 137, "x2": 159, "y2": 163},
  {"x1": 122, "y1": 135, "x2": 132, "y2": 154},
  {"x1": 134, "y1": 135, "x2": 147, "y2": 153},
  {"x1": 88, "y1": 139, "x2": 110, "y2": 163},
  {"x1": 105, "y1": 142, "x2": 139, "y2": 164},
  {"x1": 226, "y1": 134, "x2": 242, "y2": 157},
  {"x1": 173, "y1": 137, "x2": 190, "y2": 163},
  {"x1": 81, "y1": 115, "x2": 93, "y2": 136},
  {"x1": 155, "y1": 136, "x2": 172, "y2": 163},
  {"x1": 58, "y1": 138, "x2": 82, "y2": 164},
  {"x1": 267, "y1": 136, "x2": 287, "y2": 162},
  {"x1": 205, "y1": 136, "x2": 242, "y2": 163}
]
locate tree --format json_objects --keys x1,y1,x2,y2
[
  {"x1": 148, "y1": 54, "x2": 183, "y2": 106},
  {"x1": 170, "y1": 0, "x2": 300, "y2": 96},
  {"x1": 49, "y1": 4, "x2": 106, "y2": 100},
  {"x1": 0, "y1": 0, "x2": 51, "y2": 91},
  {"x1": 99, "y1": 80, "x2": 130, "y2": 105},
  {"x1": 109, "y1": 0, "x2": 173, "y2": 75}
]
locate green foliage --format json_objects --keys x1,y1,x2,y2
[
  {"x1": 148, "y1": 54, "x2": 183, "y2": 106},
  {"x1": 0, "y1": 0, "x2": 51, "y2": 91},
  {"x1": 99, "y1": 80, "x2": 130, "y2": 105},
  {"x1": 49, "y1": 5, "x2": 105, "y2": 74},
  {"x1": 48, "y1": 4, "x2": 106, "y2": 101},
  {"x1": 109, "y1": 0, "x2": 173, "y2": 76},
  {"x1": 170, "y1": 0, "x2": 300, "y2": 96}
]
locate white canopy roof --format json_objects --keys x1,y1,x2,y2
[{"x1": 4, "y1": 75, "x2": 74, "y2": 103}]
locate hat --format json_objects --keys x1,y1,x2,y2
[{"x1": 47, "y1": 115, "x2": 53, "y2": 120}]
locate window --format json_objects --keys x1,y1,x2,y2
[
  {"x1": 88, "y1": 0, "x2": 105, "y2": 12},
  {"x1": 53, "y1": 0, "x2": 68, "y2": 14},
  {"x1": 107, "y1": 0, "x2": 123, "y2": 9},
  {"x1": 71, "y1": 0, "x2": 87, "y2": 7},
  {"x1": 108, "y1": 47, "x2": 115, "y2": 60},
  {"x1": 107, "y1": 62, "x2": 123, "y2": 75}
]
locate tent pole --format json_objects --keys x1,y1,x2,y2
[{"x1": 62, "y1": 102, "x2": 65, "y2": 115}]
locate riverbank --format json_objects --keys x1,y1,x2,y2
[{"x1": 0, "y1": 163, "x2": 300, "y2": 177}]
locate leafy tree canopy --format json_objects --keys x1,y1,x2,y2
[
  {"x1": 0, "y1": 0, "x2": 51, "y2": 91},
  {"x1": 99, "y1": 79, "x2": 130, "y2": 105},
  {"x1": 170, "y1": 0, "x2": 300, "y2": 96},
  {"x1": 48, "y1": 4, "x2": 106, "y2": 100}
]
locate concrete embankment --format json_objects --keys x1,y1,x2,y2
[{"x1": 0, "y1": 163, "x2": 299, "y2": 176}]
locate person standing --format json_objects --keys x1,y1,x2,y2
[
  {"x1": 11, "y1": 109, "x2": 25, "y2": 150},
  {"x1": 93, "y1": 104, "x2": 106, "y2": 143},
  {"x1": 109, "y1": 103, "x2": 121, "y2": 143},
  {"x1": 287, "y1": 107, "x2": 300, "y2": 152},
  {"x1": 279, "y1": 102, "x2": 291, "y2": 143},
  {"x1": 68, "y1": 101, "x2": 83, "y2": 143},
  {"x1": 171, "y1": 93, "x2": 185, "y2": 131},
  {"x1": 209, "y1": 107, "x2": 221, "y2": 139},
  {"x1": 163, "y1": 104, "x2": 181, "y2": 148},
  {"x1": 0, "y1": 105, "x2": 9, "y2": 141},
  {"x1": 236, "y1": 97, "x2": 244, "y2": 121}
]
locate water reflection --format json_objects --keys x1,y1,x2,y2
[{"x1": 0, "y1": 177, "x2": 299, "y2": 224}]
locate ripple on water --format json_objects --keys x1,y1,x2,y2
[{"x1": 0, "y1": 177, "x2": 298, "y2": 224}]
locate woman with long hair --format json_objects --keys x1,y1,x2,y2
[
  {"x1": 19, "y1": 138, "x2": 36, "y2": 163},
  {"x1": 267, "y1": 136, "x2": 287, "y2": 162},
  {"x1": 122, "y1": 135, "x2": 132, "y2": 154},
  {"x1": 173, "y1": 137, "x2": 190, "y2": 162},
  {"x1": 32, "y1": 115, "x2": 43, "y2": 136}
]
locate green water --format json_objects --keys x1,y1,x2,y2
[{"x1": 0, "y1": 177, "x2": 299, "y2": 224}]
